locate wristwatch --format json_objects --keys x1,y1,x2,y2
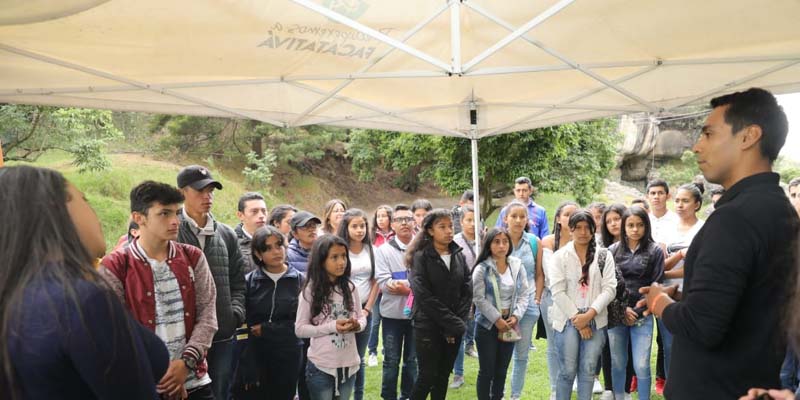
[{"x1": 181, "y1": 354, "x2": 198, "y2": 373}]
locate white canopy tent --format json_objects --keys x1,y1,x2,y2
[{"x1": 2, "y1": 0, "x2": 800, "y2": 245}]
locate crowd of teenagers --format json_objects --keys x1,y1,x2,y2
[{"x1": 1, "y1": 87, "x2": 800, "y2": 400}]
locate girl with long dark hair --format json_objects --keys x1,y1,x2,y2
[
  {"x1": 336, "y1": 209, "x2": 379, "y2": 400},
  {"x1": 504, "y1": 201, "x2": 545, "y2": 400},
  {"x1": 472, "y1": 228, "x2": 530, "y2": 400},
  {"x1": 607, "y1": 206, "x2": 664, "y2": 400},
  {"x1": 406, "y1": 209, "x2": 472, "y2": 400},
  {"x1": 600, "y1": 204, "x2": 627, "y2": 249},
  {"x1": 550, "y1": 210, "x2": 617, "y2": 400},
  {"x1": 295, "y1": 235, "x2": 366, "y2": 400},
  {"x1": 1, "y1": 166, "x2": 168, "y2": 399},
  {"x1": 243, "y1": 225, "x2": 304, "y2": 400},
  {"x1": 540, "y1": 201, "x2": 579, "y2": 395}
]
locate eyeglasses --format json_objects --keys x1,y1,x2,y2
[{"x1": 394, "y1": 217, "x2": 414, "y2": 224}]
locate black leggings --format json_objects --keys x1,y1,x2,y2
[{"x1": 411, "y1": 329, "x2": 461, "y2": 400}]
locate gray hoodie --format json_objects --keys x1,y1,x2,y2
[{"x1": 375, "y1": 237, "x2": 411, "y2": 320}]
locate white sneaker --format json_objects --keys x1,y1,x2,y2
[
  {"x1": 572, "y1": 378, "x2": 578, "y2": 391},
  {"x1": 624, "y1": 394, "x2": 632, "y2": 400},
  {"x1": 449, "y1": 375, "x2": 464, "y2": 389},
  {"x1": 593, "y1": 378, "x2": 603, "y2": 394},
  {"x1": 599, "y1": 390, "x2": 614, "y2": 400},
  {"x1": 367, "y1": 353, "x2": 378, "y2": 367},
  {"x1": 549, "y1": 393, "x2": 556, "y2": 400}
]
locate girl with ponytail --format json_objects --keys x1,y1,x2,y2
[
  {"x1": 606, "y1": 206, "x2": 664, "y2": 400},
  {"x1": 549, "y1": 210, "x2": 617, "y2": 400}
]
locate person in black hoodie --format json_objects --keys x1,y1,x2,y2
[
  {"x1": 242, "y1": 225, "x2": 304, "y2": 400},
  {"x1": 407, "y1": 209, "x2": 472, "y2": 400}
]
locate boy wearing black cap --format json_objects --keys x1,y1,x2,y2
[{"x1": 176, "y1": 165, "x2": 246, "y2": 400}]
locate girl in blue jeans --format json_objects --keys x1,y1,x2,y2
[
  {"x1": 472, "y1": 228, "x2": 531, "y2": 400},
  {"x1": 503, "y1": 202, "x2": 545, "y2": 400},
  {"x1": 607, "y1": 206, "x2": 665, "y2": 400},
  {"x1": 549, "y1": 211, "x2": 617, "y2": 400},
  {"x1": 295, "y1": 235, "x2": 367, "y2": 400}
]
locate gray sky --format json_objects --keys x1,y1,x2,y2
[{"x1": 778, "y1": 93, "x2": 800, "y2": 162}]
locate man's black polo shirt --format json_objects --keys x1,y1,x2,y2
[{"x1": 663, "y1": 172, "x2": 799, "y2": 399}]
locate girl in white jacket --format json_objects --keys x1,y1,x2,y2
[{"x1": 550, "y1": 210, "x2": 616, "y2": 400}]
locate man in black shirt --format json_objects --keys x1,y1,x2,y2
[{"x1": 640, "y1": 88, "x2": 799, "y2": 399}]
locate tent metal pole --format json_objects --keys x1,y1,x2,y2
[
  {"x1": 0, "y1": 43, "x2": 287, "y2": 127},
  {"x1": 296, "y1": 103, "x2": 460, "y2": 127},
  {"x1": 289, "y1": 0, "x2": 452, "y2": 72},
  {"x1": 450, "y1": 0, "x2": 462, "y2": 75},
  {"x1": 470, "y1": 102, "x2": 481, "y2": 255},
  {"x1": 289, "y1": 3, "x2": 450, "y2": 126},
  {"x1": 462, "y1": 0, "x2": 575, "y2": 72},
  {"x1": 670, "y1": 59, "x2": 800, "y2": 109}
]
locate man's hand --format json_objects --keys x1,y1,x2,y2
[
  {"x1": 571, "y1": 309, "x2": 596, "y2": 330},
  {"x1": 387, "y1": 281, "x2": 411, "y2": 295},
  {"x1": 250, "y1": 324, "x2": 262, "y2": 337},
  {"x1": 638, "y1": 283, "x2": 678, "y2": 318},
  {"x1": 739, "y1": 388, "x2": 795, "y2": 400},
  {"x1": 157, "y1": 359, "x2": 189, "y2": 396}
]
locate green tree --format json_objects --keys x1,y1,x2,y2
[
  {"x1": 1, "y1": 105, "x2": 121, "y2": 172},
  {"x1": 348, "y1": 119, "x2": 620, "y2": 217}
]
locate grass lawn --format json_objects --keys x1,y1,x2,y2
[{"x1": 362, "y1": 333, "x2": 665, "y2": 399}]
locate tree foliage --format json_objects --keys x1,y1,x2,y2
[
  {"x1": 0, "y1": 105, "x2": 121, "y2": 172},
  {"x1": 349, "y1": 119, "x2": 620, "y2": 216}
]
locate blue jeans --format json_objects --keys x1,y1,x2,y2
[
  {"x1": 305, "y1": 361, "x2": 356, "y2": 400},
  {"x1": 464, "y1": 306, "x2": 476, "y2": 347},
  {"x1": 608, "y1": 316, "x2": 654, "y2": 400},
  {"x1": 780, "y1": 346, "x2": 800, "y2": 391},
  {"x1": 208, "y1": 337, "x2": 235, "y2": 400},
  {"x1": 657, "y1": 318, "x2": 673, "y2": 379},
  {"x1": 354, "y1": 312, "x2": 372, "y2": 400},
  {"x1": 475, "y1": 324, "x2": 515, "y2": 400},
  {"x1": 381, "y1": 317, "x2": 417, "y2": 400},
  {"x1": 368, "y1": 296, "x2": 382, "y2": 355},
  {"x1": 539, "y1": 288, "x2": 559, "y2": 393},
  {"x1": 453, "y1": 335, "x2": 466, "y2": 376},
  {"x1": 554, "y1": 320, "x2": 606, "y2": 400},
  {"x1": 510, "y1": 302, "x2": 540, "y2": 397}
]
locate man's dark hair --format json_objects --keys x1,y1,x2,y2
[
  {"x1": 394, "y1": 203, "x2": 411, "y2": 213},
  {"x1": 460, "y1": 190, "x2": 474, "y2": 202},
  {"x1": 515, "y1": 176, "x2": 533, "y2": 188},
  {"x1": 646, "y1": 179, "x2": 670, "y2": 194},
  {"x1": 789, "y1": 177, "x2": 800, "y2": 190},
  {"x1": 631, "y1": 198, "x2": 650, "y2": 211},
  {"x1": 710, "y1": 88, "x2": 789, "y2": 163},
  {"x1": 237, "y1": 192, "x2": 265, "y2": 212},
  {"x1": 411, "y1": 199, "x2": 433, "y2": 212},
  {"x1": 130, "y1": 181, "x2": 184, "y2": 214}
]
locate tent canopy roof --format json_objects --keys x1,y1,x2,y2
[{"x1": 2, "y1": 0, "x2": 799, "y2": 137}]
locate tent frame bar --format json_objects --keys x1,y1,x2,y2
[
  {"x1": 462, "y1": 0, "x2": 575, "y2": 72},
  {"x1": 4, "y1": 54, "x2": 799, "y2": 97},
  {"x1": 450, "y1": 0, "x2": 462, "y2": 75},
  {"x1": 290, "y1": 0, "x2": 452, "y2": 72},
  {"x1": 670, "y1": 59, "x2": 800, "y2": 109},
  {"x1": 0, "y1": 43, "x2": 287, "y2": 127},
  {"x1": 465, "y1": 1, "x2": 659, "y2": 112},
  {"x1": 290, "y1": 2, "x2": 450, "y2": 126}
]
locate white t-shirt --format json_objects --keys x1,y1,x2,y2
[
  {"x1": 265, "y1": 269, "x2": 286, "y2": 283},
  {"x1": 650, "y1": 210, "x2": 679, "y2": 245},
  {"x1": 440, "y1": 253, "x2": 451, "y2": 271},
  {"x1": 498, "y1": 267, "x2": 514, "y2": 310},
  {"x1": 349, "y1": 247, "x2": 374, "y2": 305},
  {"x1": 665, "y1": 219, "x2": 704, "y2": 289}
]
